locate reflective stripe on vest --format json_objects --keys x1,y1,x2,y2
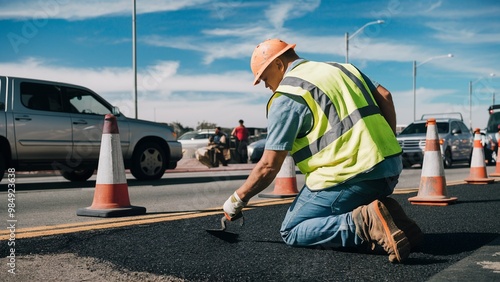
[
  {"x1": 270, "y1": 62, "x2": 384, "y2": 161},
  {"x1": 269, "y1": 61, "x2": 401, "y2": 189}
]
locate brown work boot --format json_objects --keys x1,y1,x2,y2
[
  {"x1": 380, "y1": 197, "x2": 424, "y2": 251},
  {"x1": 352, "y1": 200, "x2": 411, "y2": 263}
]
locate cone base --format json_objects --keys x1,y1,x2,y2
[
  {"x1": 488, "y1": 172, "x2": 500, "y2": 177},
  {"x1": 77, "y1": 206, "x2": 146, "y2": 218},
  {"x1": 258, "y1": 192, "x2": 298, "y2": 199},
  {"x1": 464, "y1": 178, "x2": 495, "y2": 184},
  {"x1": 408, "y1": 196, "x2": 457, "y2": 206}
]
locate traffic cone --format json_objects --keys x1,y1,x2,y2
[
  {"x1": 464, "y1": 128, "x2": 495, "y2": 184},
  {"x1": 77, "y1": 114, "x2": 146, "y2": 217},
  {"x1": 409, "y1": 118, "x2": 457, "y2": 206},
  {"x1": 259, "y1": 154, "x2": 299, "y2": 198}
]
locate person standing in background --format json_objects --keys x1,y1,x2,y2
[{"x1": 231, "y1": 119, "x2": 249, "y2": 163}]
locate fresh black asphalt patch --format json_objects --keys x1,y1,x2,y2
[{"x1": 2, "y1": 184, "x2": 499, "y2": 281}]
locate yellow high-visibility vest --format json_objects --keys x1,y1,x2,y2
[{"x1": 268, "y1": 61, "x2": 402, "y2": 190}]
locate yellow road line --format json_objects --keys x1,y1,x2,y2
[
  {"x1": 0, "y1": 198, "x2": 293, "y2": 240},
  {"x1": 393, "y1": 180, "x2": 466, "y2": 195},
  {"x1": 393, "y1": 188, "x2": 419, "y2": 194},
  {"x1": 0, "y1": 180, "x2": 467, "y2": 240}
]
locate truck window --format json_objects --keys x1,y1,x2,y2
[
  {"x1": 21, "y1": 82, "x2": 64, "y2": 112},
  {"x1": 65, "y1": 87, "x2": 111, "y2": 116},
  {"x1": 458, "y1": 122, "x2": 470, "y2": 134},
  {"x1": 436, "y1": 122, "x2": 450, "y2": 134},
  {"x1": 400, "y1": 123, "x2": 426, "y2": 134}
]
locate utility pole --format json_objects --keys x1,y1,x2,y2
[{"x1": 132, "y1": 0, "x2": 138, "y2": 119}]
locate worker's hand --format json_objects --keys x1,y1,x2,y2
[{"x1": 223, "y1": 192, "x2": 247, "y2": 221}]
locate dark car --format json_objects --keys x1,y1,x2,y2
[{"x1": 247, "y1": 138, "x2": 266, "y2": 163}]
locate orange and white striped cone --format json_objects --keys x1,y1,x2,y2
[
  {"x1": 464, "y1": 128, "x2": 495, "y2": 184},
  {"x1": 409, "y1": 118, "x2": 457, "y2": 206},
  {"x1": 77, "y1": 114, "x2": 146, "y2": 217},
  {"x1": 259, "y1": 154, "x2": 299, "y2": 198}
]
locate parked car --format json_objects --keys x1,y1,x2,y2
[
  {"x1": 247, "y1": 134, "x2": 267, "y2": 163},
  {"x1": 396, "y1": 113, "x2": 473, "y2": 168},
  {"x1": 0, "y1": 76, "x2": 182, "y2": 182},
  {"x1": 178, "y1": 129, "x2": 215, "y2": 158}
]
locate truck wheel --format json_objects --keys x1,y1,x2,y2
[
  {"x1": 61, "y1": 168, "x2": 95, "y2": 182},
  {"x1": 402, "y1": 159, "x2": 412, "y2": 168},
  {"x1": 0, "y1": 151, "x2": 5, "y2": 182},
  {"x1": 443, "y1": 149, "x2": 452, "y2": 168},
  {"x1": 130, "y1": 141, "x2": 167, "y2": 181}
]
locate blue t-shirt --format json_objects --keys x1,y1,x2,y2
[{"x1": 265, "y1": 59, "x2": 401, "y2": 184}]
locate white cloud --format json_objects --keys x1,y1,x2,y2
[
  {"x1": 136, "y1": 98, "x2": 268, "y2": 129},
  {"x1": 265, "y1": 0, "x2": 321, "y2": 29},
  {"x1": 0, "y1": 0, "x2": 210, "y2": 20},
  {"x1": 1, "y1": 57, "x2": 271, "y2": 128},
  {"x1": 1, "y1": 0, "x2": 498, "y2": 130},
  {"x1": 392, "y1": 85, "x2": 493, "y2": 130},
  {"x1": 142, "y1": 35, "x2": 256, "y2": 65},
  {"x1": 427, "y1": 21, "x2": 500, "y2": 44},
  {"x1": 394, "y1": 87, "x2": 454, "y2": 124},
  {"x1": 425, "y1": 0, "x2": 442, "y2": 13}
]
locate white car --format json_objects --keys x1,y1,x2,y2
[{"x1": 178, "y1": 130, "x2": 215, "y2": 158}]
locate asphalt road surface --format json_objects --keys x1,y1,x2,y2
[
  {"x1": 0, "y1": 183, "x2": 500, "y2": 281},
  {"x1": 1, "y1": 169, "x2": 499, "y2": 281}
]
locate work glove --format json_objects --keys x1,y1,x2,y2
[{"x1": 223, "y1": 192, "x2": 247, "y2": 221}]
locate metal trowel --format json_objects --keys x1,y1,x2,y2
[{"x1": 206, "y1": 213, "x2": 244, "y2": 243}]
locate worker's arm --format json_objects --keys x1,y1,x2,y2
[
  {"x1": 372, "y1": 84, "x2": 397, "y2": 135},
  {"x1": 237, "y1": 150, "x2": 288, "y2": 200},
  {"x1": 223, "y1": 150, "x2": 288, "y2": 219}
]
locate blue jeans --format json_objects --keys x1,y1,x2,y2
[{"x1": 280, "y1": 176, "x2": 398, "y2": 248}]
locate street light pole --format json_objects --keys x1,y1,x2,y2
[
  {"x1": 413, "y1": 60, "x2": 417, "y2": 121},
  {"x1": 345, "y1": 20, "x2": 384, "y2": 63},
  {"x1": 469, "y1": 80, "x2": 472, "y2": 130},
  {"x1": 412, "y1": 54, "x2": 453, "y2": 121},
  {"x1": 469, "y1": 73, "x2": 496, "y2": 130},
  {"x1": 345, "y1": 32, "x2": 349, "y2": 63},
  {"x1": 132, "y1": 0, "x2": 138, "y2": 119}
]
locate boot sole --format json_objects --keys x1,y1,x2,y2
[
  {"x1": 371, "y1": 201, "x2": 411, "y2": 263},
  {"x1": 381, "y1": 197, "x2": 424, "y2": 250}
]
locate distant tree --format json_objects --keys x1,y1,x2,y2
[
  {"x1": 167, "y1": 120, "x2": 237, "y2": 139},
  {"x1": 168, "y1": 121, "x2": 194, "y2": 138},
  {"x1": 196, "y1": 121, "x2": 217, "y2": 130}
]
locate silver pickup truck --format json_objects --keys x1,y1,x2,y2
[{"x1": 0, "y1": 76, "x2": 182, "y2": 182}]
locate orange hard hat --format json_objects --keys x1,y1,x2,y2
[{"x1": 250, "y1": 39, "x2": 296, "y2": 85}]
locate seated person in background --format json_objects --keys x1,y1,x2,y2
[
  {"x1": 209, "y1": 127, "x2": 230, "y2": 167},
  {"x1": 197, "y1": 127, "x2": 230, "y2": 168}
]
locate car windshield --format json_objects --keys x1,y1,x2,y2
[
  {"x1": 400, "y1": 122, "x2": 449, "y2": 134},
  {"x1": 178, "y1": 132, "x2": 212, "y2": 140},
  {"x1": 178, "y1": 132, "x2": 199, "y2": 140}
]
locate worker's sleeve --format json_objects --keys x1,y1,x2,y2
[{"x1": 265, "y1": 95, "x2": 312, "y2": 151}]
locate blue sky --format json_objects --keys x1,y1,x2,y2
[{"x1": 1, "y1": 0, "x2": 499, "y2": 130}]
